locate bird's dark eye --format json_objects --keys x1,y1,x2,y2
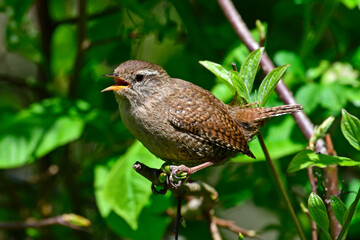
[{"x1": 135, "y1": 74, "x2": 144, "y2": 82}]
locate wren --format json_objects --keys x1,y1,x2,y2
[{"x1": 102, "y1": 60, "x2": 302, "y2": 174}]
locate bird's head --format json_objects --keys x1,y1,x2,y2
[{"x1": 101, "y1": 60, "x2": 171, "y2": 100}]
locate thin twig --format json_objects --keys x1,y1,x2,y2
[
  {"x1": 209, "y1": 215, "x2": 222, "y2": 240},
  {"x1": 0, "y1": 214, "x2": 90, "y2": 231},
  {"x1": 212, "y1": 217, "x2": 257, "y2": 238},
  {"x1": 257, "y1": 133, "x2": 306, "y2": 240}
]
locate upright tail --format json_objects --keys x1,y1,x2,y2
[
  {"x1": 228, "y1": 104, "x2": 303, "y2": 140},
  {"x1": 249, "y1": 104, "x2": 303, "y2": 121}
]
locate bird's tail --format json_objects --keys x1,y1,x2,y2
[
  {"x1": 228, "y1": 104, "x2": 302, "y2": 140},
  {"x1": 249, "y1": 104, "x2": 303, "y2": 121}
]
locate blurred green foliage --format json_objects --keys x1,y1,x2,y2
[{"x1": 0, "y1": 0, "x2": 360, "y2": 239}]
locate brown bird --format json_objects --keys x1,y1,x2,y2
[{"x1": 102, "y1": 60, "x2": 302, "y2": 177}]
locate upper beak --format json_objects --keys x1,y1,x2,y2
[{"x1": 101, "y1": 73, "x2": 130, "y2": 92}]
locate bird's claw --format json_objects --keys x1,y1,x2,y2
[
  {"x1": 150, "y1": 164, "x2": 190, "y2": 194},
  {"x1": 168, "y1": 165, "x2": 190, "y2": 189}
]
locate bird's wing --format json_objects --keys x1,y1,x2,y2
[{"x1": 167, "y1": 87, "x2": 255, "y2": 158}]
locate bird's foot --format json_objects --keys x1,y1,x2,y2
[
  {"x1": 152, "y1": 162, "x2": 215, "y2": 193},
  {"x1": 150, "y1": 164, "x2": 190, "y2": 194},
  {"x1": 168, "y1": 164, "x2": 191, "y2": 189}
]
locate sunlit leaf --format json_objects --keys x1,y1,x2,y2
[
  {"x1": 295, "y1": 83, "x2": 321, "y2": 114},
  {"x1": 288, "y1": 150, "x2": 360, "y2": 172},
  {"x1": 51, "y1": 25, "x2": 77, "y2": 84},
  {"x1": 199, "y1": 60, "x2": 233, "y2": 88},
  {"x1": 0, "y1": 98, "x2": 93, "y2": 168},
  {"x1": 238, "y1": 47, "x2": 264, "y2": 99},
  {"x1": 274, "y1": 50, "x2": 306, "y2": 85},
  {"x1": 258, "y1": 64, "x2": 290, "y2": 106},
  {"x1": 102, "y1": 141, "x2": 163, "y2": 230},
  {"x1": 319, "y1": 84, "x2": 347, "y2": 113},
  {"x1": 341, "y1": 109, "x2": 360, "y2": 151},
  {"x1": 95, "y1": 160, "x2": 171, "y2": 240},
  {"x1": 229, "y1": 71, "x2": 250, "y2": 103}
]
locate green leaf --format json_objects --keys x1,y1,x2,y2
[
  {"x1": 200, "y1": 49, "x2": 264, "y2": 104},
  {"x1": 341, "y1": 109, "x2": 360, "y2": 151},
  {"x1": 94, "y1": 164, "x2": 114, "y2": 218},
  {"x1": 295, "y1": 83, "x2": 321, "y2": 114},
  {"x1": 199, "y1": 60, "x2": 233, "y2": 89},
  {"x1": 238, "y1": 233, "x2": 245, "y2": 240},
  {"x1": 102, "y1": 141, "x2": 163, "y2": 230},
  {"x1": 258, "y1": 64, "x2": 290, "y2": 106},
  {"x1": 229, "y1": 71, "x2": 251, "y2": 103},
  {"x1": 95, "y1": 161, "x2": 171, "y2": 240},
  {"x1": 314, "y1": 116, "x2": 335, "y2": 139},
  {"x1": 238, "y1": 47, "x2": 264, "y2": 99},
  {"x1": 309, "y1": 116, "x2": 335, "y2": 150},
  {"x1": 0, "y1": 98, "x2": 92, "y2": 168},
  {"x1": 330, "y1": 196, "x2": 347, "y2": 226},
  {"x1": 51, "y1": 25, "x2": 77, "y2": 83},
  {"x1": 274, "y1": 51, "x2": 305, "y2": 77},
  {"x1": 340, "y1": 0, "x2": 360, "y2": 10},
  {"x1": 288, "y1": 150, "x2": 360, "y2": 173},
  {"x1": 308, "y1": 192, "x2": 332, "y2": 240},
  {"x1": 319, "y1": 84, "x2": 347, "y2": 113},
  {"x1": 337, "y1": 185, "x2": 360, "y2": 240}
]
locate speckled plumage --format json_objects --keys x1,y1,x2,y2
[{"x1": 104, "y1": 60, "x2": 302, "y2": 167}]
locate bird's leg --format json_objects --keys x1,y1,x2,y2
[
  {"x1": 168, "y1": 162, "x2": 214, "y2": 189},
  {"x1": 172, "y1": 161, "x2": 215, "y2": 175}
]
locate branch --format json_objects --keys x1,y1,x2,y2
[
  {"x1": 209, "y1": 215, "x2": 222, "y2": 240},
  {"x1": 135, "y1": 161, "x2": 258, "y2": 239},
  {"x1": 324, "y1": 134, "x2": 340, "y2": 238},
  {"x1": 212, "y1": 216, "x2": 257, "y2": 238},
  {"x1": 133, "y1": 162, "x2": 218, "y2": 205},
  {"x1": 0, "y1": 214, "x2": 90, "y2": 231},
  {"x1": 216, "y1": 0, "x2": 342, "y2": 238},
  {"x1": 216, "y1": 0, "x2": 324, "y2": 149}
]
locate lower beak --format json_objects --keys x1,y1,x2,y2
[{"x1": 101, "y1": 85, "x2": 128, "y2": 92}]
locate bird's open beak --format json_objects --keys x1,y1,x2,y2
[{"x1": 101, "y1": 73, "x2": 130, "y2": 92}]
